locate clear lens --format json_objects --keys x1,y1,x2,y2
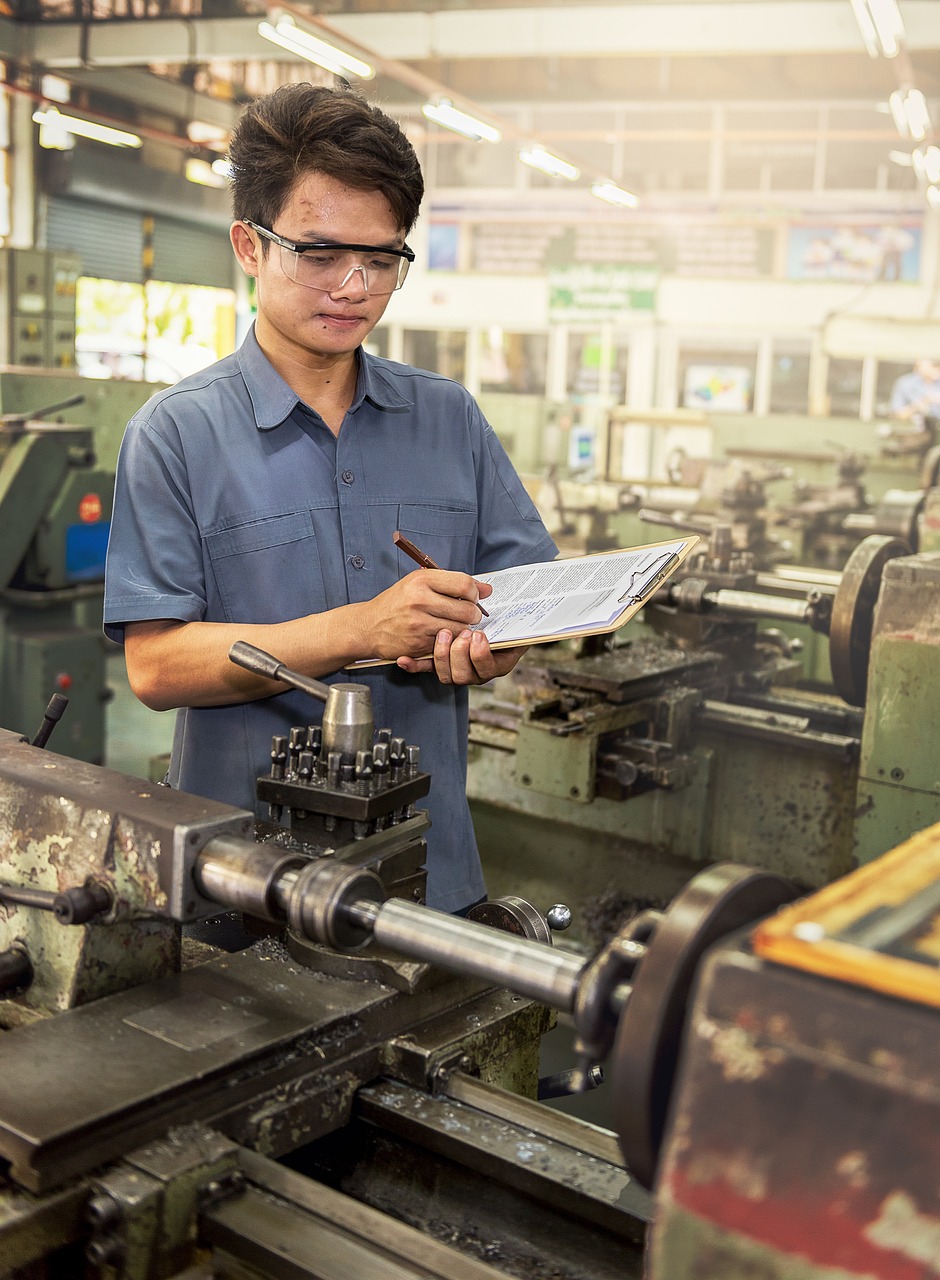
[{"x1": 280, "y1": 245, "x2": 410, "y2": 294}]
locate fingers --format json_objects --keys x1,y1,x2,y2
[{"x1": 435, "y1": 629, "x2": 497, "y2": 685}]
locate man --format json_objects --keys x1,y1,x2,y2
[
  {"x1": 104, "y1": 83, "x2": 556, "y2": 915},
  {"x1": 889, "y1": 358, "x2": 940, "y2": 427}
]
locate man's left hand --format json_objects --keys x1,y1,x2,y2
[{"x1": 396, "y1": 629, "x2": 528, "y2": 684}]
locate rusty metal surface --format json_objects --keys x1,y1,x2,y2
[
  {"x1": 649, "y1": 941, "x2": 940, "y2": 1279},
  {"x1": 0, "y1": 728, "x2": 253, "y2": 921}
]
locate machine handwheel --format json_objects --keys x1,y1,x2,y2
[
  {"x1": 828, "y1": 534, "x2": 909, "y2": 707},
  {"x1": 467, "y1": 895, "x2": 553, "y2": 944},
  {"x1": 609, "y1": 863, "x2": 800, "y2": 1190}
]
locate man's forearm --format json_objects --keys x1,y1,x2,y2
[{"x1": 124, "y1": 608, "x2": 370, "y2": 711}]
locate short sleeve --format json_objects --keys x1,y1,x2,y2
[{"x1": 103, "y1": 409, "x2": 207, "y2": 643}]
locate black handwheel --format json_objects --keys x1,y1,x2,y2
[
  {"x1": 828, "y1": 534, "x2": 909, "y2": 706},
  {"x1": 610, "y1": 863, "x2": 800, "y2": 1189}
]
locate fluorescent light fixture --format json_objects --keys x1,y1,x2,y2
[
  {"x1": 258, "y1": 15, "x2": 374, "y2": 80},
  {"x1": 888, "y1": 88, "x2": 931, "y2": 141},
  {"x1": 422, "y1": 99, "x2": 501, "y2": 144},
  {"x1": 851, "y1": 0, "x2": 904, "y2": 57},
  {"x1": 32, "y1": 106, "x2": 141, "y2": 148},
  {"x1": 888, "y1": 149, "x2": 913, "y2": 166},
  {"x1": 39, "y1": 74, "x2": 70, "y2": 105},
  {"x1": 187, "y1": 120, "x2": 229, "y2": 147},
  {"x1": 185, "y1": 157, "x2": 228, "y2": 189},
  {"x1": 591, "y1": 179, "x2": 639, "y2": 208},
  {"x1": 903, "y1": 89, "x2": 931, "y2": 141},
  {"x1": 923, "y1": 145, "x2": 940, "y2": 185},
  {"x1": 912, "y1": 147, "x2": 927, "y2": 182},
  {"x1": 927, "y1": 185, "x2": 940, "y2": 211},
  {"x1": 211, "y1": 158, "x2": 234, "y2": 180},
  {"x1": 518, "y1": 146, "x2": 579, "y2": 181}
]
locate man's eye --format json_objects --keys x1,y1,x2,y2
[
  {"x1": 368, "y1": 257, "x2": 396, "y2": 271},
  {"x1": 304, "y1": 252, "x2": 338, "y2": 267}
]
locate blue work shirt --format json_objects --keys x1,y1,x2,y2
[
  {"x1": 890, "y1": 369, "x2": 940, "y2": 421},
  {"x1": 104, "y1": 326, "x2": 557, "y2": 913}
]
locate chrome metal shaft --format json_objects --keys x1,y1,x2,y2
[
  {"x1": 360, "y1": 897, "x2": 588, "y2": 1013},
  {"x1": 704, "y1": 587, "x2": 815, "y2": 622}
]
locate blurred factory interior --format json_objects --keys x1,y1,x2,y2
[{"x1": 1, "y1": 1, "x2": 940, "y2": 1277}]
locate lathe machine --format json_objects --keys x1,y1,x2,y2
[
  {"x1": 468, "y1": 538, "x2": 940, "y2": 948},
  {"x1": 2, "y1": 638, "x2": 940, "y2": 1280}
]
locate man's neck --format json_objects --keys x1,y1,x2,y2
[{"x1": 256, "y1": 327, "x2": 359, "y2": 436}]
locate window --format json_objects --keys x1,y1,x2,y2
[
  {"x1": 825, "y1": 358, "x2": 864, "y2": 417},
  {"x1": 770, "y1": 349, "x2": 812, "y2": 414},
  {"x1": 402, "y1": 329, "x2": 466, "y2": 382},
  {"x1": 75, "y1": 277, "x2": 234, "y2": 383},
  {"x1": 480, "y1": 329, "x2": 548, "y2": 395}
]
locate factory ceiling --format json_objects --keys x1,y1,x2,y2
[{"x1": 2, "y1": 0, "x2": 939, "y2": 208}]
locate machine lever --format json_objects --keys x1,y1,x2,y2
[
  {"x1": 0, "y1": 393, "x2": 86, "y2": 431},
  {"x1": 31, "y1": 693, "x2": 69, "y2": 749},
  {"x1": 0, "y1": 880, "x2": 111, "y2": 925},
  {"x1": 229, "y1": 641, "x2": 332, "y2": 703}
]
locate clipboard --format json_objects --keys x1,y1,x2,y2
[{"x1": 347, "y1": 535, "x2": 699, "y2": 670}]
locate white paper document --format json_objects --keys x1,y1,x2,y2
[
  {"x1": 470, "y1": 539, "x2": 690, "y2": 646},
  {"x1": 347, "y1": 537, "x2": 696, "y2": 667}
]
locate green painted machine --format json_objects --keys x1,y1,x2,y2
[
  {"x1": 468, "y1": 539, "x2": 940, "y2": 948},
  {"x1": 0, "y1": 372, "x2": 163, "y2": 763},
  {"x1": 0, "y1": 399, "x2": 113, "y2": 763}
]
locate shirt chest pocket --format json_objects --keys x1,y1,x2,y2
[
  {"x1": 205, "y1": 512, "x2": 327, "y2": 624},
  {"x1": 395, "y1": 505, "x2": 477, "y2": 575}
]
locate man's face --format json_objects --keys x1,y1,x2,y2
[{"x1": 233, "y1": 171, "x2": 405, "y2": 361}]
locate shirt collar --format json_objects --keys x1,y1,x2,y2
[{"x1": 238, "y1": 326, "x2": 413, "y2": 432}]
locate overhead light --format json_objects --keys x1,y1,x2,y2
[
  {"x1": 211, "y1": 158, "x2": 234, "y2": 180},
  {"x1": 927, "y1": 185, "x2": 940, "y2": 210},
  {"x1": 922, "y1": 145, "x2": 940, "y2": 185},
  {"x1": 39, "y1": 74, "x2": 70, "y2": 105},
  {"x1": 888, "y1": 149, "x2": 913, "y2": 166},
  {"x1": 185, "y1": 157, "x2": 228, "y2": 189},
  {"x1": 258, "y1": 15, "x2": 374, "y2": 80},
  {"x1": 518, "y1": 146, "x2": 579, "y2": 181},
  {"x1": 888, "y1": 88, "x2": 931, "y2": 141},
  {"x1": 187, "y1": 121, "x2": 229, "y2": 147},
  {"x1": 32, "y1": 106, "x2": 141, "y2": 149},
  {"x1": 850, "y1": 0, "x2": 904, "y2": 58},
  {"x1": 591, "y1": 179, "x2": 639, "y2": 208},
  {"x1": 422, "y1": 99, "x2": 501, "y2": 144}
]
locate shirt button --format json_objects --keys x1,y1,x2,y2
[
  {"x1": 341, "y1": 469, "x2": 355, "y2": 484},
  {"x1": 350, "y1": 554, "x2": 365, "y2": 570}
]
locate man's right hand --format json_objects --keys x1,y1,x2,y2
[{"x1": 350, "y1": 568, "x2": 491, "y2": 661}]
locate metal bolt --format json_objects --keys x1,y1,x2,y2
[
  {"x1": 547, "y1": 904, "x2": 573, "y2": 931},
  {"x1": 85, "y1": 1193, "x2": 121, "y2": 1230},
  {"x1": 85, "y1": 1236, "x2": 125, "y2": 1267}
]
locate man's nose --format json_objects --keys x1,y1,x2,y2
[{"x1": 334, "y1": 264, "x2": 370, "y2": 296}]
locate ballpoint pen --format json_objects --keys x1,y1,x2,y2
[{"x1": 393, "y1": 530, "x2": 490, "y2": 618}]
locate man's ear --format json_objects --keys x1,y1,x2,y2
[{"x1": 230, "y1": 222, "x2": 261, "y2": 277}]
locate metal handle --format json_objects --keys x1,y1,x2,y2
[{"x1": 228, "y1": 642, "x2": 332, "y2": 703}]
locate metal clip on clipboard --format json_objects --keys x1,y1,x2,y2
[{"x1": 617, "y1": 550, "x2": 683, "y2": 608}]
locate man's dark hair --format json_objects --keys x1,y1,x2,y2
[{"x1": 228, "y1": 83, "x2": 424, "y2": 235}]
